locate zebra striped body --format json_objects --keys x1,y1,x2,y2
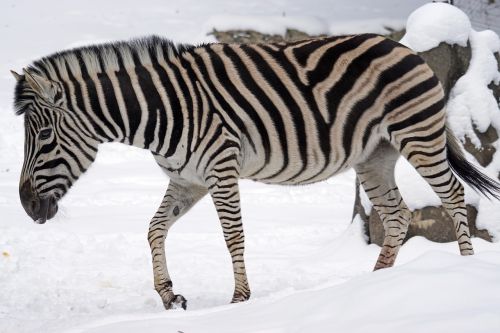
[{"x1": 14, "y1": 34, "x2": 500, "y2": 310}]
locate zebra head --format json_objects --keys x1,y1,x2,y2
[{"x1": 12, "y1": 69, "x2": 99, "y2": 224}]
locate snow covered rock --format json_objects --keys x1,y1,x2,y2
[
  {"x1": 210, "y1": 29, "x2": 322, "y2": 44},
  {"x1": 205, "y1": 14, "x2": 330, "y2": 38},
  {"x1": 354, "y1": 3, "x2": 500, "y2": 244},
  {"x1": 368, "y1": 204, "x2": 493, "y2": 246},
  {"x1": 206, "y1": 13, "x2": 404, "y2": 43},
  {"x1": 206, "y1": 14, "x2": 328, "y2": 43},
  {"x1": 418, "y1": 41, "x2": 471, "y2": 99}
]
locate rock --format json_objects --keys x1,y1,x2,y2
[
  {"x1": 418, "y1": 42, "x2": 471, "y2": 99},
  {"x1": 367, "y1": 204, "x2": 492, "y2": 246},
  {"x1": 419, "y1": 43, "x2": 499, "y2": 170},
  {"x1": 462, "y1": 125, "x2": 498, "y2": 167},
  {"x1": 209, "y1": 29, "x2": 325, "y2": 44},
  {"x1": 419, "y1": 45, "x2": 499, "y2": 169},
  {"x1": 385, "y1": 29, "x2": 406, "y2": 42},
  {"x1": 490, "y1": 52, "x2": 500, "y2": 104}
]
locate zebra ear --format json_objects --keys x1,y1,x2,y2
[
  {"x1": 22, "y1": 68, "x2": 58, "y2": 103},
  {"x1": 10, "y1": 70, "x2": 23, "y2": 82}
]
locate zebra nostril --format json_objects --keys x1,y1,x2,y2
[{"x1": 30, "y1": 199, "x2": 39, "y2": 214}]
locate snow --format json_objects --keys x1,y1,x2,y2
[
  {"x1": 1, "y1": 1, "x2": 500, "y2": 333},
  {"x1": 66, "y1": 251, "x2": 500, "y2": 333},
  {"x1": 446, "y1": 26, "x2": 500, "y2": 237},
  {"x1": 400, "y1": 2, "x2": 471, "y2": 52},
  {"x1": 447, "y1": 29, "x2": 500, "y2": 147}
]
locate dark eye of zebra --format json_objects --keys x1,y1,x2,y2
[{"x1": 39, "y1": 128, "x2": 52, "y2": 140}]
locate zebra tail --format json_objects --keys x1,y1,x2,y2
[{"x1": 446, "y1": 127, "x2": 500, "y2": 200}]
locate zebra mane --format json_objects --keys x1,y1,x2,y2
[{"x1": 14, "y1": 35, "x2": 196, "y2": 115}]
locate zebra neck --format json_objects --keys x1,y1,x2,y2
[{"x1": 66, "y1": 55, "x2": 196, "y2": 159}]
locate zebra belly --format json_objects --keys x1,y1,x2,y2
[
  {"x1": 242, "y1": 164, "x2": 350, "y2": 185},
  {"x1": 238, "y1": 127, "x2": 382, "y2": 185},
  {"x1": 239, "y1": 143, "x2": 351, "y2": 185}
]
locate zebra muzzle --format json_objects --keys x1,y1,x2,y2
[
  {"x1": 35, "y1": 196, "x2": 58, "y2": 224},
  {"x1": 19, "y1": 181, "x2": 58, "y2": 224}
]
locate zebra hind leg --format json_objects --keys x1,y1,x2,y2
[
  {"x1": 148, "y1": 180, "x2": 207, "y2": 310},
  {"x1": 401, "y1": 133, "x2": 474, "y2": 256},
  {"x1": 354, "y1": 141, "x2": 412, "y2": 270}
]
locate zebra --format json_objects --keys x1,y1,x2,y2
[{"x1": 12, "y1": 34, "x2": 500, "y2": 310}]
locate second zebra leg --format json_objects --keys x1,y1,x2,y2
[
  {"x1": 355, "y1": 142, "x2": 412, "y2": 270},
  {"x1": 148, "y1": 180, "x2": 207, "y2": 310},
  {"x1": 205, "y1": 163, "x2": 250, "y2": 303},
  {"x1": 403, "y1": 136, "x2": 474, "y2": 256}
]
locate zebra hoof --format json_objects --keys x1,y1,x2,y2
[
  {"x1": 460, "y1": 249, "x2": 474, "y2": 256},
  {"x1": 163, "y1": 294, "x2": 187, "y2": 310}
]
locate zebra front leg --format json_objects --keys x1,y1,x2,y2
[
  {"x1": 148, "y1": 180, "x2": 207, "y2": 310},
  {"x1": 205, "y1": 170, "x2": 250, "y2": 303}
]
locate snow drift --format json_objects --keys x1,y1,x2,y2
[{"x1": 69, "y1": 251, "x2": 500, "y2": 333}]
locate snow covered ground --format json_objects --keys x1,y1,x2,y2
[
  {"x1": 1, "y1": 1, "x2": 500, "y2": 332},
  {"x1": 67, "y1": 251, "x2": 500, "y2": 333}
]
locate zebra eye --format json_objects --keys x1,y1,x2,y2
[{"x1": 39, "y1": 128, "x2": 52, "y2": 140}]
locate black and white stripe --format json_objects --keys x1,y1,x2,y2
[{"x1": 14, "y1": 34, "x2": 500, "y2": 308}]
